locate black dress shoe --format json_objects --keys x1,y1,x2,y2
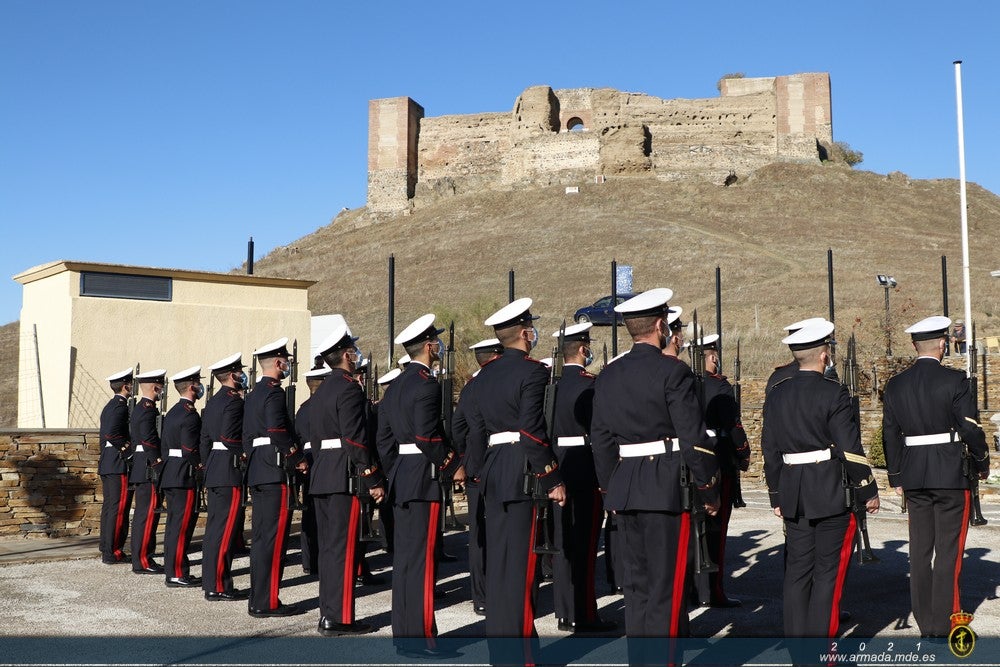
[
  {"x1": 557, "y1": 618, "x2": 574, "y2": 632},
  {"x1": 612, "y1": 585, "x2": 624, "y2": 594},
  {"x1": 205, "y1": 589, "x2": 249, "y2": 601},
  {"x1": 710, "y1": 596, "x2": 743, "y2": 608},
  {"x1": 249, "y1": 603, "x2": 305, "y2": 618},
  {"x1": 133, "y1": 563, "x2": 164, "y2": 575},
  {"x1": 317, "y1": 617, "x2": 375, "y2": 636},
  {"x1": 102, "y1": 554, "x2": 129, "y2": 564},
  {"x1": 355, "y1": 573, "x2": 386, "y2": 586},
  {"x1": 165, "y1": 575, "x2": 202, "y2": 588},
  {"x1": 473, "y1": 604, "x2": 486, "y2": 616}
]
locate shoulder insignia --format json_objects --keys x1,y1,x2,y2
[
  {"x1": 419, "y1": 368, "x2": 433, "y2": 380},
  {"x1": 184, "y1": 403, "x2": 194, "y2": 412},
  {"x1": 844, "y1": 451, "x2": 869, "y2": 466},
  {"x1": 580, "y1": 370, "x2": 595, "y2": 378},
  {"x1": 524, "y1": 356, "x2": 545, "y2": 365},
  {"x1": 965, "y1": 416, "x2": 981, "y2": 427}
]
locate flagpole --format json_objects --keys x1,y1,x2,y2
[{"x1": 954, "y1": 60, "x2": 973, "y2": 376}]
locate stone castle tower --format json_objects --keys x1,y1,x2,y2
[{"x1": 367, "y1": 72, "x2": 832, "y2": 214}]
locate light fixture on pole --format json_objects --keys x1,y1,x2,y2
[{"x1": 876, "y1": 274, "x2": 897, "y2": 356}]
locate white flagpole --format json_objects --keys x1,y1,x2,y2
[{"x1": 954, "y1": 60, "x2": 973, "y2": 376}]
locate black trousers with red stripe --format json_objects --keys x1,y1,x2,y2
[
  {"x1": 130, "y1": 482, "x2": 161, "y2": 571},
  {"x1": 466, "y1": 479, "x2": 486, "y2": 610},
  {"x1": 100, "y1": 474, "x2": 133, "y2": 560},
  {"x1": 202, "y1": 486, "x2": 242, "y2": 594},
  {"x1": 392, "y1": 500, "x2": 440, "y2": 644},
  {"x1": 694, "y1": 473, "x2": 735, "y2": 604},
  {"x1": 553, "y1": 487, "x2": 602, "y2": 624},
  {"x1": 619, "y1": 510, "x2": 690, "y2": 637},
  {"x1": 907, "y1": 488, "x2": 970, "y2": 637},
  {"x1": 162, "y1": 487, "x2": 198, "y2": 579},
  {"x1": 249, "y1": 483, "x2": 292, "y2": 611},
  {"x1": 314, "y1": 493, "x2": 361, "y2": 624},
  {"x1": 484, "y1": 497, "x2": 539, "y2": 638},
  {"x1": 783, "y1": 511, "x2": 856, "y2": 637}
]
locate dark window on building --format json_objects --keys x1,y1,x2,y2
[{"x1": 80, "y1": 272, "x2": 172, "y2": 301}]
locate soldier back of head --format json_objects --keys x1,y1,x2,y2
[{"x1": 485, "y1": 297, "x2": 539, "y2": 351}]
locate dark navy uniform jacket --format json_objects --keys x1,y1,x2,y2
[
  {"x1": 704, "y1": 373, "x2": 750, "y2": 473},
  {"x1": 128, "y1": 397, "x2": 161, "y2": 485},
  {"x1": 199, "y1": 387, "x2": 244, "y2": 488},
  {"x1": 98, "y1": 394, "x2": 131, "y2": 475},
  {"x1": 465, "y1": 348, "x2": 563, "y2": 502},
  {"x1": 242, "y1": 377, "x2": 304, "y2": 486},
  {"x1": 451, "y1": 376, "x2": 482, "y2": 478},
  {"x1": 762, "y1": 371, "x2": 877, "y2": 519},
  {"x1": 591, "y1": 344, "x2": 719, "y2": 512},
  {"x1": 379, "y1": 362, "x2": 460, "y2": 503},
  {"x1": 295, "y1": 395, "x2": 315, "y2": 465},
  {"x1": 882, "y1": 357, "x2": 990, "y2": 490},
  {"x1": 161, "y1": 398, "x2": 202, "y2": 489},
  {"x1": 552, "y1": 364, "x2": 599, "y2": 493},
  {"x1": 765, "y1": 360, "x2": 799, "y2": 396},
  {"x1": 306, "y1": 369, "x2": 383, "y2": 495}
]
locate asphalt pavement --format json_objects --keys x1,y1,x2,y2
[{"x1": 1, "y1": 490, "x2": 998, "y2": 666}]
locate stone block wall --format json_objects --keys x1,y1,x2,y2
[{"x1": 368, "y1": 73, "x2": 833, "y2": 212}]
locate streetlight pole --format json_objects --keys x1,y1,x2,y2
[{"x1": 877, "y1": 274, "x2": 897, "y2": 356}]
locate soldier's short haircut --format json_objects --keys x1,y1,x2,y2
[
  {"x1": 174, "y1": 379, "x2": 196, "y2": 394},
  {"x1": 913, "y1": 337, "x2": 944, "y2": 355},
  {"x1": 306, "y1": 377, "x2": 325, "y2": 391},
  {"x1": 110, "y1": 379, "x2": 129, "y2": 393},
  {"x1": 403, "y1": 339, "x2": 428, "y2": 359},
  {"x1": 321, "y1": 348, "x2": 348, "y2": 369},
  {"x1": 625, "y1": 315, "x2": 659, "y2": 339},
  {"x1": 791, "y1": 345, "x2": 826, "y2": 365},
  {"x1": 475, "y1": 350, "x2": 500, "y2": 366},
  {"x1": 214, "y1": 369, "x2": 233, "y2": 383},
  {"x1": 495, "y1": 323, "x2": 527, "y2": 347},
  {"x1": 561, "y1": 340, "x2": 586, "y2": 357}
]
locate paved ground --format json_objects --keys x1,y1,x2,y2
[{"x1": 1, "y1": 490, "x2": 998, "y2": 665}]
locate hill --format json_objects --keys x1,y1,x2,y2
[{"x1": 249, "y1": 162, "x2": 1000, "y2": 383}]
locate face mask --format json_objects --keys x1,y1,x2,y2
[
  {"x1": 824, "y1": 354, "x2": 835, "y2": 372},
  {"x1": 583, "y1": 348, "x2": 594, "y2": 367},
  {"x1": 153, "y1": 385, "x2": 163, "y2": 399},
  {"x1": 194, "y1": 383, "x2": 205, "y2": 400},
  {"x1": 278, "y1": 360, "x2": 291, "y2": 380},
  {"x1": 528, "y1": 327, "x2": 539, "y2": 351},
  {"x1": 435, "y1": 339, "x2": 444, "y2": 358},
  {"x1": 235, "y1": 372, "x2": 249, "y2": 390}
]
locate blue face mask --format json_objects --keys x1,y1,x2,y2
[
  {"x1": 235, "y1": 372, "x2": 249, "y2": 390},
  {"x1": 583, "y1": 348, "x2": 594, "y2": 367},
  {"x1": 194, "y1": 383, "x2": 205, "y2": 400},
  {"x1": 278, "y1": 360, "x2": 291, "y2": 380},
  {"x1": 435, "y1": 339, "x2": 444, "y2": 358},
  {"x1": 529, "y1": 327, "x2": 539, "y2": 351}
]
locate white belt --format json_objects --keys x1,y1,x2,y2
[
  {"x1": 782, "y1": 449, "x2": 831, "y2": 465},
  {"x1": 398, "y1": 443, "x2": 421, "y2": 455},
  {"x1": 303, "y1": 442, "x2": 312, "y2": 451},
  {"x1": 706, "y1": 429, "x2": 717, "y2": 438},
  {"x1": 488, "y1": 431, "x2": 520, "y2": 446},
  {"x1": 212, "y1": 442, "x2": 228, "y2": 451},
  {"x1": 168, "y1": 448, "x2": 182, "y2": 458},
  {"x1": 619, "y1": 439, "x2": 680, "y2": 457},
  {"x1": 557, "y1": 436, "x2": 587, "y2": 447},
  {"x1": 135, "y1": 445, "x2": 145, "y2": 452},
  {"x1": 320, "y1": 439, "x2": 342, "y2": 450},
  {"x1": 904, "y1": 432, "x2": 957, "y2": 447},
  {"x1": 252, "y1": 437, "x2": 272, "y2": 448}
]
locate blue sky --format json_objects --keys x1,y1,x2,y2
[{"x1": 2, "y1": 1, "x2": 998, "y2": 325}]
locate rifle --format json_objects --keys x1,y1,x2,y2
[
  {"x1": 440, "y1": 323, "x2": 464, "y2": 532},
  {"x1": 249, "y1": 356, "x2": 258, "y2": 391},
  {"x1": 842, "y1": 462, "x2": 879, "y2": 564},
  {"x1": 601, "y1": 342, "x2": 608, "y2": 370},
  {"x1": 530, "y1": 320, "x2": 565, "y2": 557},
  {"x1": 238, "y1": 454, "x2": 252, "y2": 508},
  {"x1": 684, "y1": 310, "x2": 716, "y2": 574},
  {"x1": 123, "y1": 362, "x2": 140, "y2": 477},
  {"x1": 152, "y1": 380, "x2": 168, "y2": 513},
  {"x1": 194, "y1": 465, "x2": 208, "y2": 513},
  {"x1": 207, "y1": 371, "x2": 215, "y2": 401},
  {"x1": 349, "y1": 464, "x2": 384, "y2": 544},
  {"x1": 284, "y1": 339, "x2": 304, "y2": 512},
  {"x1": 730, "y1": 339, "x2": 747, "y2": 509}
]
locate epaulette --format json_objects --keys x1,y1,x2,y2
[
  {"x1": 823, "y1": 376, "x2": 841, "y2": 385},
  {"x1": 524, "y1": 356, "x2": 546, "y2": 365},
  {"x1": 184, "y1": 403, "x2": 195, "y2": 412},
  {"x1": 770, "y1": 377, "x2": 793, "y2": 390},
  {"x1": 580, "y1": 369, "x2": 595, "y2": 378},
  {"x1": 418, "y1": 368, "x2": 434, "y2": 381}
]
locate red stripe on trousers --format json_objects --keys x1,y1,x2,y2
[
  {"x1": 670, "y1": 512, "x2": 691, "y2": 636},
  {"x1": 523, "y1": 505, "x2": 539, "y2": 637},
  {"x1": 954, "y1": 490, "x2": 971, "y2": 615},
  {"x1": 585, "y1": 489, "x2": 601, "y2": 622},
  {"x1": 828, "y1": 513, "x2": 857, "y2": 637},
  {"x1": 141, "y1": 486, "x2": 157, "y2": 569},
  {"x1": 113, "y1": 475, "x2": 127, "y2": 557},
  {"x1": 217, "y1": 488, "x2": 240, "y2": 593},
  {"x1": 713, "y1": 476, "x2": 733, "y2": 601},
  {"x1": 424, "y1": 502, "x2": 440, "y2": 641},
  {"x1": 343, "y1": 496, "x2": 360, "y2": 623},
  {"x1": 175, "y1": 489, "x2": 195, "y2": 578},
  {"x1": 270, "y1": 484, "x2": 289, "y2": 609}
]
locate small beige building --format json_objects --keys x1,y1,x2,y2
[{"x1": 13, "y1": 260, "x2": 314, "y2": 428}]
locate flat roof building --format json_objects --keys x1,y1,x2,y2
[{"x1": 13, "y1": 260, "x2": 314, "y2": 428}]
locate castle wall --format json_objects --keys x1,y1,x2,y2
[{"x1": 368, "y1": 73, "x2": 833, "y2": 212}]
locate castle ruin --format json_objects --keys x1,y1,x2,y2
[{"x1": 367, "y1": 72, "x2": 832, "y2": 214}]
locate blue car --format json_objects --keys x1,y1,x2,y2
[{"x1": 573, "y1": 294, "x2": 637, "y2": 325}]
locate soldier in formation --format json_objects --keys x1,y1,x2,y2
[{"x1": 98, "y1": 368, "x2": 134, "y2": 565}]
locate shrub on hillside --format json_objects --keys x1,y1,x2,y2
[{"x1": 867, "y1": 424, "x2": 886, "y2": 468}]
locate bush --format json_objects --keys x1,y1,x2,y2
[
  {"x1": 716, "y1": 72, "x2": 745, "y2": 92},
  {"x1": 866, "y1": 423, "x2": 885, "y2": 468},
  {"x1": 835, "y1": 141, "x2": 864, "y2": 167}
]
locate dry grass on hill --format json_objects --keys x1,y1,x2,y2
[{"x1": 249, "y1": 163, "x2": 1000, "y2": 387}]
